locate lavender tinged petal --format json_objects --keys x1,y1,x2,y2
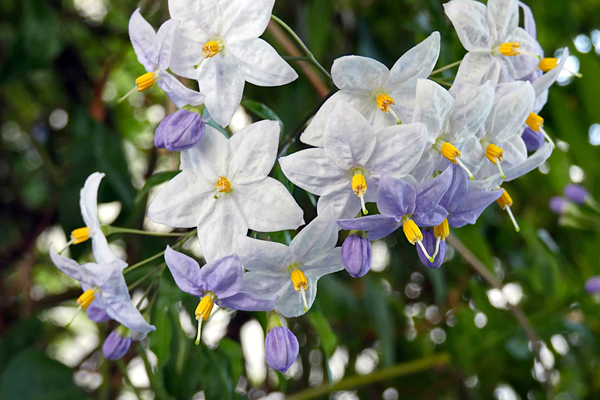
[
  {"x1": 585, "y1": 276, "x2": 600, "y2": 294},
  {"x1": 217, "y1": 291, "x2": 278, "y2": 312},
  {"x1": 417, "y1": 230, "x2": 445, "y2": 269},
  {"x1": 155, "y1": 109, "x2": 205, "y2": 151},
  {"x1": 412, "y1": 205, "x2": 448, "y2": 227},
  {"x1": 440, "y1": 164, "x2": 468, "y2": 210},
  {"x1": 86, "y1": 304, "x2": 110, "y2": 323},
  {"x1": 447, "y1": 190, "x2": 504, "y2": 227},
  {"x1": 197, "y1": 254, "x2": 243, "y2": 299},
  {"x1": 102, "y1": 331, "x2": 132, "y2": 361},
  {"x1": 377, "y1": 175, "x2": 417, "y2": 218},
  {"x1": 337, "y1": 215, "x2": 399, "y2": 241},
  {"x1": 265, "y1": 327, "x2": 299, "y2": 373},
  {"x1": 522, "y1": 127, "x2": 544, "y2": 152},
  {"x1": 563, "y1": 184, "x2": 589, "y2": 205},
  {"x1": 549, "y1": 197, "x2": 569, "y2": 214},
  {"x1": 414, "y1": 166, "x2": 453, "y2": 215},
  {"x1": 164, "y1": 246, "x2": 205, "y2": 296},
  {"x1": 341, "y1": 234, "x2": 372, "y2": 278}
]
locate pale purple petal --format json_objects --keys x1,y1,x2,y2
[
  {"x1": 197, "y1": 253, "x2": 243, "y2": 299},
  {"x1": 417, "y1": 230, "x2": 445, "y2": 269},
  {"x1": 103, "y1": 330, "x2": 132, "y2": 361},
  {"x1": 377, "y1": 175, "x2": 416, "y2": 218},
  {"x1": 265, "y1": 327, "x2": 299, "y2": 373},
  {"x1": 341, "y1": 234, "x2": 372, "y2": 278},
  {"x1": 164, "y1": 246, "x2": 206, "y2": 296},
  {"x1": 128, "y1": 9, "x2": 156, "y2": 71}
]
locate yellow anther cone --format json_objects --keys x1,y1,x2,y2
[
  {"x1": 202, "y1": 41, "x2": 220, "y2": 58},
  {"x1": 215, "y1": 176, "x2": 231, "y2": 193},
  {"x1": 77, "y1": 289, "x2": 96, "y2": 310},
  {"x1": 539, "y1": 58, "x2": 558, "y2": 72},
  {"x1": 136, "y1": 72, "x2": 155, "y2": 92},
  {"x1": 499, "y1": 42, "x2": 520, "y2": 56},
  {"x1": 71, "y1": 227, "x2": 90, "y2": 245},
  {"x1": 434, "y1": 219, "x2": 449, "y2": 240}
]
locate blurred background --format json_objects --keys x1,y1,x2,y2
[{"x1": 2, "y1": 0, "x2": 600, "y2": 399}]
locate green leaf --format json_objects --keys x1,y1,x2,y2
[
  {"x1": 308, "y1": 310, "x2": 337, "y2": 358},
  {"x1": 0, "y1": 348, "x2": 87, "y2": 400},
  {"x1": 241, "y1": 100, "x2": 284, "y2": 132},
  {"x1": 135, "y1": 170, "x2": 181, "y2": 204},
  {"x1": 150, "y1": 303, "x2": 174, "y2": 368}
]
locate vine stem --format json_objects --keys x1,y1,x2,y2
[
  {"x1": 429, "y1": 60, "x2": 462, "y2": 76},
  {"x1": 106, "y1": 226, "x2": 185, "y2": 237},
  {"x1": 286, "y1": 353, "x2": 450, "y2": 400},
  {"x1": 271, "y1": 15, "x2": 332, "y2": 81},
  {"x1": 446, "y1": 234, "x2": 555, "y2": 400}
]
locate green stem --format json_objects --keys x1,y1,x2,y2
[
  {"x1": 123, "y1": 229, "x2": 197, "y2": 274},
  {"x1": 429, "y1": 60, "x2": 462, "y2": 76},
  {"x1": 286, "y1": 353, "x2": 450, "y2": 400},
  {"x1": 137, "y1": 344, "x2": 172, "y2": 400},
  {"x1": 271, "y1": 15, "x2": 332, "y2": 80},
  {"x1": 430, "y1": 78, "x2": 453, "y2": 88},
  {"x1": 128, "y1": 264, "x2": 163, "y2": 290},
  {"x1": 116, "y1": 359, "x2": 143, "y2": 400},
  {"x1": 136, "y1": 267, "x2": 164, "y2": 309},
  {"x1": 106, "y1": 226, "x2": 185, "y2": 238}
]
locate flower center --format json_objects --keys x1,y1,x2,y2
[
  {"x1": 402, "y1": 219, "x2": 435, "y2": 263},
  {"x1": 290, "y1": 269, "x2": 309, "y2": 312},
  {"x1": 485, "y1": 144, "x2": 505, "y2": 179},
  {"x1": 498, "y1": 42, "x2": 521, "y2": 56},
  {"x1": 194, "y1": 292, "x2": 216, "y2": 345},
  {"x1": 497, "y1": 189, "x2": 520, "y2": 232},
  {"x1": 136, "y1": 72, "x2": 155, "y2": 92},
  {"x1": 76, "y1": 288, "x2": 96, "y2": 310},
  {"x1": 71, "y1": 227, "x2": 91, "y2": 245},
  {"x1": 352, "y1": 172, "x2": 368, "y2": 215},
  {"x1": 526, "y1": 112, "x2": 554, "y2": 148},
  {"x1": 437, "y1": 140, "x2": 474, "y2": 180},
  {"x1": 432, "y1": 218, "x2": 449, "y2": 259},
  {"x1": 539, "y1": 58, "x2": 558, "y2": 72},
  {"x1": 375, "y1": 94, "x2": 401, "y2": 124},
  {"x1": 215, "y1": 176, "x2": 231, "y2": 193},
  {"x1": 202, "y1": 41, "x2": 220, "y2": 58}
]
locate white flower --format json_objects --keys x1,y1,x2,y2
[
  {"x1": 126, "y1": 9, "x2": 204, "y2": 107},
  {"x1": 147, "y1": 121, "x2": 305, "y2": 261},
  {"x1": 280, "y1": 101, "x2": 426, "y2": 219},
  {"x1": 234, "y1": 212, "x2": 343, "y2": 318},
  {"x1": 410, "y1": 79, "x2": 495, "y2": 182},
  {"x1": 167, "y1": 0, "x2": 298, "y2": 127},
  {"x1": 300, "y1": 32, "x2": 440, "y2": 147},
  {"x1": 444, "y1": 0, "x2": 542, "y2": 85},
  {"x1": 71, "y1": 172, "x2": 126, "y2": 269}
]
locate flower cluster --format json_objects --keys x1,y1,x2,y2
[{"x1": 50, "y1": 0, "x2": 569, "y2": 371}]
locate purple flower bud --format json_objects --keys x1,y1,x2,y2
[
  {"x1": 341, "y1": 234, "x2": 372, "y2": 278},
  {"x1": 585, "y1": 276, "x2": 600, "y2": 294},
  {"x1": 102, "y1": 330, "x2": 132, "y2": 361},
  {"x1": 563, "y1": 184, "x2": 589, "y2": 205},
  {"x1": 549, "y1": 197, "x2": 569, "y2": 215},
  {"x1": 522, "y1": 127, "x2": 544, "y2": 152},
  {"x1": 265, "y1": 327, "x2": 299, "y2": 373},
  {"x1": 417, "y1": 230, "x2": 445, "y2": 269},
  {"x1": 155, "y1": 109, "x2": 205, "y2": 151}
]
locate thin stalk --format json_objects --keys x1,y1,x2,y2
[
  {"x1": 107, "y1": 226, "x2": 185, "y2": 237},
  {"x1": 446, "y1": 234, "x2": 555, "y2": 400},
  {"x1": 116, "y1": 359, "x2": 143, "y2": 400},
  {"x1": 430, "y1": 60, "x2": 462, "y2": 76},
  {"x1": 128, "y1": 264, "x2": 164, "y2": 290},
  {"x1": 271, "y1": 15, "x2": 332, "y2": 80},
  {"x1": 286, "y1": 353, "x2": 450, "y2": 400},
  {"x1": 430, "y1": 78, "x2": 453, "y2": 88}
]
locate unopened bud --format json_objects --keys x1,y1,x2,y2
[
  {"x1": 341, "y1": 234, "x2": 372, "y2": 278},
  {"x1": 155, "y1": 109, "x2": 205, "y2": 151},
  {"x1": 265, "y1": 327, "x2": 299, "y2": 373}
]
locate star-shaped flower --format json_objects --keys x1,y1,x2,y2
[
  {"x1": 49, "y1": 246, "x2": 156, "y2": 335},
  {"x1": 147, "y1": 120, "x2": 304, "y2": 261},
  {"x1": 234, "y1": 213, "x2": 343, "y2": 318},
  {"x1": 167, "y1": 0, "x2": 298, "y2": 127},
  {"x1": 280, "y1": 102, "x2": 426, "y2": 220},
  {"x1": 125, "y1": 9, "x2": 205, "y2": 108},
  {"x1": 300, "y1": 32, "x2": 440, "y2": 147},
  {"x1": 444, "y1": 0, "x2": 542, "y2": 86}
]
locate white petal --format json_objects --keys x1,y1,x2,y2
[
  {"x1": 486, "y1": 81, "x2": 534, "y2": 141},
  {"x1": 412, "y1": 79, "x2": 454, "y2": 141},
  {"x1": 227, "y1": 38, "x2": 298, "y2": 86},
  {"x1": 303, "y1": 248, "x2": 344, "y2": 278},
  {"x1": 533, "y1": 48, "x2": 569, "y2": 97},
  {"x1": 443, "y1": 1, "x2": 492, "y2": 51},
  {"x1": 181, "y1": 125, "x2": 230, "y2": 181},
  {"x1": 169, "y1": 21, "x2": 207, "y2": 79},
  {"x1": 220, "y1": 0, "x2": 275, "y2": 41},
  {"x1": 276, "y1": 277, "x2": 316, "y2": 318},
  {"x1": 80, "y1": 172, "x2": 104, "y2": 233},
  {"x1": 170, "y1": 0, "x2": 224, "y2": 36},
  {"x1": 290, "y1": 213, "x2": 339, "y2": 263},
  {"x1": 454, "y1": 52, "x2": 501, "y2": 87},
  {"x1": 486, "y1": 0, "x2": 519, "y2": 43},
  {"x1": 447, "y1": 81, "x2": 495, "y2": 143},
  {"x1": 317, "y1": 187, "x2": 362, "y2": 220},
  {"x1": 147, "y1": 171, "x2": 216, "y2": 228},
  {"x1": 157, "y1": 72, "x2": 205, "y2": 108},
  {"x1": 504, "y1": 142, "x2": 553, "y2": 181},
  {"x1": 235, "y1": 235, "x2": 291, "y2": 274},
  {"x1": 331, "y1": 56, "x2": 389, "y2": 92},
  {"x1": 504, "y1": 28, "x2": 543, "y2": 80},
  {"x1": 198, "y1": 55, "x2": 245, "y2": 127},
  {"x1": 498, "y1": 137, "x2": 527, "y2": 166},
  {"x1": 279, "y1": 148, "x2": 348, "y2": 196},
  {"x1": 129, "y1": 9, "x2": 156, "y2": 71},
  {"x1": 92, "y1": 231, "x2": 127, "y2": 269},
  {"x1": 197, "y1": 195, "x2": 247, "y2": 262},
  {"x1": 387, "y1": 32, "x2": 441, "y2": 88},
  {"x1": 228, "y1": 120, "x2": 279, "y2": 184},
  {"x1": 365, "y1": 123, "x2": 427, "y2": 177},
  {"x1": 323, "y1": 102, "x2": 376, "y2": 170},
  {"x1": 155, "y1": 19, "x2": 179, "y2": 70},
  {"x1": 300, "y1": 92, "x2": 371, "y2": 148},
  {"x1": 234, "y1": 178, "x2": 304, "y2": 232}
]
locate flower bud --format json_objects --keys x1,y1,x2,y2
[
  {"x1": 563, "y1": 184, "x2": 589, "y2": 205},
  {"x1": 155, "y1": 109, "x2": 205, "y2": 151},
  {"x1": 522, "y1": 127, "x2": 544, "y2": 152},
  {"x1": 549, "y1": 196, "x2": 569, "y2": 215},
  {"x1": 417, "y1": 230, "x2": 445, "y2": 269},
  {"x1": 341, "y1": 234, "x2": 372, "y2": 278},
  {"x1": 102, "y1": 330, "x2": 132, "y2": 361},
  {"x1": 265, "y1": 327, "x2": 299, "y2": 373},
  {"x1": 585, "y1": 276, "x2": 600, "y2": 294}
]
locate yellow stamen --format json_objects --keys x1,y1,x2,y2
[
  {"x1": 376, "y1": 94, "x2": 401, "y2": 124},
  {"x1": 440, "y1": 142, "x2": 474, "y2": 180},
  {"x1": 136, "y1": 72, "x2": 155, "y2": 92},
  {"x1": 215, "y1": 176, "x2": 231, "y2": 193},
  {"x1": 403, "y1": 219, "x2": 434, "y2": 262},
  {"x1": 539, "y1": 58, "x2": 558, "y2": 72},
  {"x1": 290, "y1": 270, "x2": 309, "y2": 312},
  {"x1": 499, "y1": 42, "x2": 521, "y2": 56},
  {"x1": 202, "y1": 41, "x2": 220, "y2": 58},
  {"x1": 497, "y1": 189, "x2": 520, "y2": 232},
  {"x1": 71, "y1": 227, "x2": 90, "y2": 245},
  {"x1": 194, "y1": 294, "x2": 215, "y2": 344},
  {"x1": 526, "y1": 113, "x2": 555, "y2": 148},
  {"x1": 433, "y1": 219, "x2": 449, "y2": 240},
  {"x1": 485, "y1": 144, "x2": 505, "y2": 179},
  {"x1": 77, "y1": 288, "x2": 96, "y2": 310},
  {"x1": 352, "y1": 173, "x2": 368, "y2": 215}
]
